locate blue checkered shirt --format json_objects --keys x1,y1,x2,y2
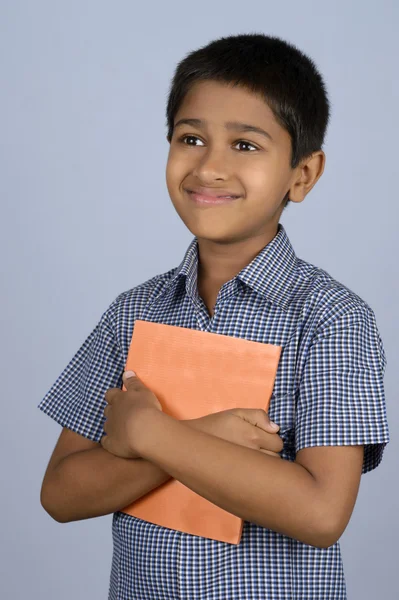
[{"x1": 38, "y1": 223, "x2": 390, "y2": 599}]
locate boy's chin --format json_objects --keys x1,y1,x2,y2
[
  {"x1": 192, "y1": 228, "x2": 250, "y2": 245},
  {"x1": 175, "y1": 210, "x2": 266, "y2": 245}
]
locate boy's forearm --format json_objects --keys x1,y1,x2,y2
[
  {"x1": 136, "y1": 411, "x2": 331, "y2": 548},
  {"x1": 42, "y1": 445, "x2": 172, "y2": 523}
]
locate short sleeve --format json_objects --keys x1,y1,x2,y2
[
  {"x1": 295, "y1": 305, "x2": 390, "y2": 474},
  {"x1": 37, "y1": 295, "x2": 125, "y2": 442}
]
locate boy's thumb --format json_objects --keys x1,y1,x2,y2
[{"x1": 123, "y1": 370, "x2": 136, "y2": 384}]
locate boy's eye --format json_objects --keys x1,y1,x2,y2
[{"x1": 178, "y1": 134, "x2": 258, "y2": 152}]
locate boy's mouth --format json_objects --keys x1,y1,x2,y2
[{"x1": 185, "y1": 189, "x2": 241, "y2": 206}]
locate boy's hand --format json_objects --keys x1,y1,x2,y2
[
  {"x1": 101, "y1": 372, "x2": 282, "y2": 460},
  {"x1": 185, "y1": 409, "x2": 283, "y2": 458},
  {"x1": 101, "y1": 371, "x2": 163, "y2": 459}
]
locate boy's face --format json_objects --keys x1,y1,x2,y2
[{"x1": 166, "y1": 80, "x2": 304, "y2": 246}]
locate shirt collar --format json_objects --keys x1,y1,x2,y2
[{"x1": 169, "y1": 223, "x2": 298, "y2": 312}]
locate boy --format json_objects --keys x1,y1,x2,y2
[{"x1": 38, "y1": 33, "x2": 390, "y2": 599}]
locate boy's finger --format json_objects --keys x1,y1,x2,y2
[
  {"x1": 231, "y1": 408, "x2": 280, "y2": 432},
  {"x1": 248, "y1": 410, "x2": 279, "y2": 432},
  {"x1": 258, "y1": 449, "x2": 282, "y2": 459},
  {"x1": 260, "y1": 411, "x2": 280, "y2": 432}
]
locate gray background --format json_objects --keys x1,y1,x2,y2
[{"x1": 1, "y1": 1, "x2": 397, "y2": 598}]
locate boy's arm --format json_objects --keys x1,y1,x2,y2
[
  {"x1": 134, "y1": 410, "x2": 364, "y2": 549},
  {"x1": 41, "y1": 416, "x2": 256, "y2": 523},
  {"x1": 40, "y1": 427, "x2": 172, "y2": 523}
]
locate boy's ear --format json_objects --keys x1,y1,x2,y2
[{"x1": 288, "y1": 151, "x2": 326, "y2": 204}]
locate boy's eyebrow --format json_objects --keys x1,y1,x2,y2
[{"x1": 174, "y1": 118, "x2": 274, "y2": 142}]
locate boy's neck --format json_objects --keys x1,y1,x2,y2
[{"x1": 196, "y1": 224, "x2": 279, "y2": 292}]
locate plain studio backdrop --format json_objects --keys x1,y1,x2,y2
[{"x1": 1, "y1": 1, "x2": 397, "y2": 598}]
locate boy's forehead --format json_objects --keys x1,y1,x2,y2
[{"x1": 175, "y1": 80, "x2": 280, "y2": 133}]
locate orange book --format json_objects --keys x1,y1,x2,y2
[{"x1": 120, "y1": 319, "x2": 282, "y2": 544}]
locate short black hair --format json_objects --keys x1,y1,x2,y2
[{"x1": 165, "y1": 32, "x2": 331, "y2": 209}]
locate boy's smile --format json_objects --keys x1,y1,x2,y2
[
  {"x1": 165, "y1": 80, "x2": 324, "y2": 297},
  {"x1": 185, "y1": 188, "x2": 241, "y2": 206}
]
